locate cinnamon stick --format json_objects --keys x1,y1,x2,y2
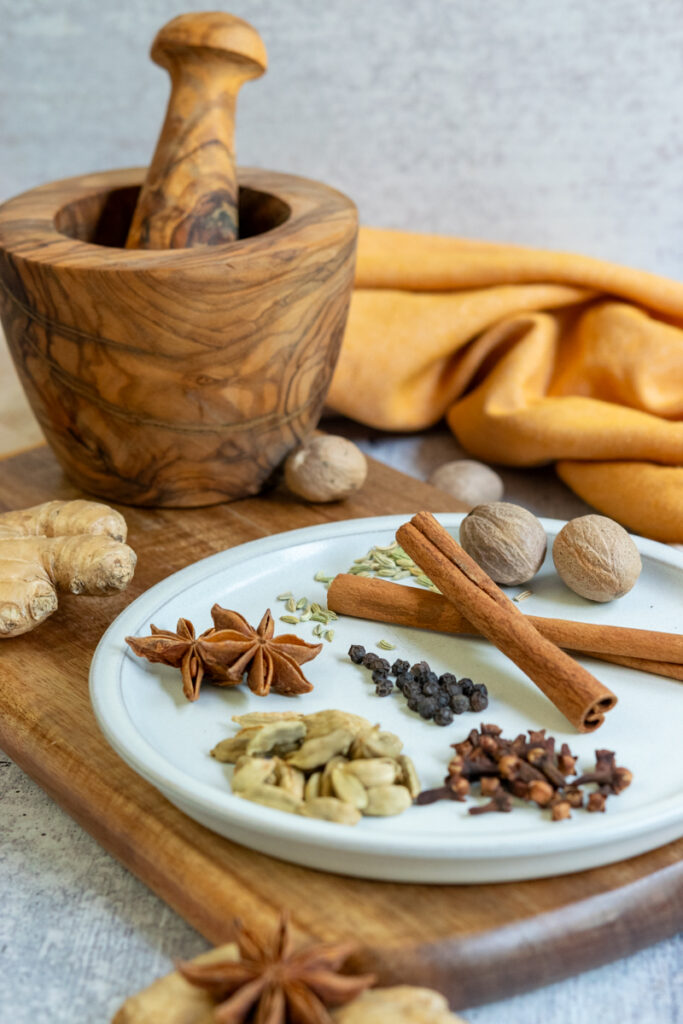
[
  {"x1": 578, "y1": 653, "x2": 683, "y2": 682},
  {"x1": 327, "y1": 575, "x2": 683, "y2": 680},
  {"x1": 396, "y1": 511, "x2": 617, "y2": 732}
]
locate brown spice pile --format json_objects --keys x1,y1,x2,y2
[{"x1": 416, "y1": 724, "x2": 632, "y2": 821}]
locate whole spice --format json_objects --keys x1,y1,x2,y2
[
  {"x1": 428, "y1": 459, "x2": 504, "y2": 508},
  {"x1": 209, "y1": 605, "x2": 322, "y2": 695},
  {"x1": 345, "y1": 540, "x2": 439, "y2": 591},
  {"x1": 416, "y1": 723, "x2": 632, "y2": 822},
  {"x1": 177, "y1": 913, "x2": 375, "y2": 1024},
  {"x1": 113, "y1": 950, "x2": 466, "y2": 1024},
  {"x1": 348, "y1": 644, "x2": 489, "y2": 723},
  {"x1": 459, "y1": 502, "x2": 547, "y2": 585},
  {"x1": 284, "y1": 435, "x2": 367, "y2": 502},
  {"x1": 126, "y1": 618, "x2": 243, "y2": 701},
  {"x1": 212, "y1": 710, "x2": 420, "y2": 825},
  {"x1": 126, "y1": 605, "x2": 322, "y2": 701},
  {"x1": 0, "y1": 498, "x2": 137, "y2": 638},
  {"x1": 397, "y1": 511, "x2": 617, "y2": 732},
  {"x1": 327, "y1": 574, "x2": 683, "y2": 681},
  {"x1": 553, "y1": 514, "x2": 642, "y2": 602}
]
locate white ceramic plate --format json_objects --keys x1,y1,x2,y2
[{"x1": 90, "y1": 514, "x2": 683, "y2": 883}]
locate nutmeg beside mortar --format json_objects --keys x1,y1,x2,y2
[{"x1": 0, "y1": 13, "x2": 358, "y2": 507}]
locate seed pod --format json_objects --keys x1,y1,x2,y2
[
  {"x1": 320, "y1": 755, "x2": 349, "y2": 797},
  {"x1": 364, "y1": 784, "x2": 413, "y2": 816},
  {"x1": 304, "y1": 771, "x2": 323, "y2": 802},
  {"x1": 302, "y1": 709, "x2": 371, "y2": 739},
  {"x1": 274, "y1": 761, "x2": 306, "y2": 800},
  {"x1": 344, "y1": 758, "x2": 400, "y2": 788},
  {"x1": 231, "y1": 756, "x2": 277, "y2": 792},
  {"x1": 246, "y1": 720, "x2": 307, "y2": 756},
  {"x1": 285, "y1": 728, "x2": 354, "y2": 770},
  {"x1": 210, "y1": 727, "x2": 262, "y2": 763},
  {"x1": 351, "y1": 726, "x2": 403, "y2": 760},
  {"x1": 396, "y1": 755, "x2": 421, "y2": 799},
  {"x1": 240, "y1": 784, "x2": 303, "y2": 814},
  {"x1": 231, "y1": 711, "x2": 302, "y2": 727},
  {"x1": 331, "y1": 767, "x2": 369, "y2": 810},
  {"x1": 299, "y1": 797, "x2": 362, "y2": 825}
]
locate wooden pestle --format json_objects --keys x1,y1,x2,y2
[{"x1": 126, "y1": 12, "x2": 267, "y2": 249}]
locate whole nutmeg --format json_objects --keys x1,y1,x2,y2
[
  {"x1": 552, "y1": 514, "x2": 642, "y2": 602},
  {"x1": 428, "y1": 460, "x2": 504, "y2": 510},
  {"x1": 284, "y1": 435, "x2": 367, "y2": 502},
  {"x1": 459, "y1": 502, "x2": 547, "y2": 585}
]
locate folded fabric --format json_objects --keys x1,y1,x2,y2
[{"x1": 327, "y1": 228, "x2": 683, "y2": 542}]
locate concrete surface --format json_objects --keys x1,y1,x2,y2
[{"x1": 1, "y1": 1, "x2": 682, "y2": 1019}]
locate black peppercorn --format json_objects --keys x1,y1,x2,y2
[
  {"x1": 459, "y1": 677, "x2": 475, "y2": 697},
  {"x1": 421, "y1": 680, "x2": 439, "y2": 697},
  {"x1": 372, "y1": 669, "x2": 389, "y2": 684},
  {"x1": 411, "y1": 661, "x2": 431, "y2": 678},
  {"x1": 436, "y1": 691, "x2": 451, "y2": 707},
  {"x1": 450, "y1": 694, "x2": 470, "y2": 715},
  {"x1": 348, "y1": 644, "x2": 366, "y2": 665},
  {"x1": 375, "y1": 681, "x2": 394, "y2": 697},
  {"x1": 396, "y1": 672, "x2": 415, "y2": 691},
  {"x1": 407, "y1": 697, "x2": 421, "y2": 712},
  {"x1": 434, "y1": 707, "x2": 454, "y2": 726},
  {"x1": 417, "y1": 697, "x2": 438, "y2": 719},
  {"x1": 469, "y1": 690, "x2": 489, "y2": 712},
  {"x1": 391, "y1": 659, "x2": 410, "y2": 676},
  {"x1": 439, "y1": 672, "x2": 458, "y2": 688},
  {"x1": 362, "y1": 652, "x2": 381, "y2": 668}
]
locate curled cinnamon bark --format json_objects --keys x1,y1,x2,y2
[
  {"x1": 396, "y1": 511, "x2": 617, "y2": 732},
  {"x1": 327, "y1": 575, "x2": 683, "y2": 681}
]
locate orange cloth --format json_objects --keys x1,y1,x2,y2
[{"x1": 328, "y1": 228, "x2": 683, "y2": 542}]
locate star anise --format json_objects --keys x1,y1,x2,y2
[
  {"x1": 125, "y1": 617, "x2": 246, "y2": 701},
  {"x1": 176, "y1": 914, "x2": 375, "y2": 1024},
  {"x1": 208, "y1": 605, "x2": 322, "y2": 697},
  {"x1": 125, "y1": 608, "x2": 322, "y2": 702}
]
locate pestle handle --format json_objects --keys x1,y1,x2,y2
[{"x1": 125, "y1": 12, "x2": 267, "y2": 250}]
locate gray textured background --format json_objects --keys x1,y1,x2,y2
[
  {"x1": 1, "y1": 1, "x2": 682, "y2": 1021},
  {"x1": 3, "y1": 0, "x2": 683, "y2": 277}
]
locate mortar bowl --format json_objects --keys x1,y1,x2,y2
[{"x1": 0, "y1": 167, "x2": 357, "y2": 506}]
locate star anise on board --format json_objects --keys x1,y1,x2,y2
[
  {"x1": 209, "y1": 605, "x2": 322, "y2": 697},
  {"x1": 177, "y1": 914, "x2": 376, "y2": 1024},
  {"x1": 125, "y1": 618, "x2": 248, "y2": 702}
]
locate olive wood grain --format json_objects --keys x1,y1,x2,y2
[
  {"x1": 126, "y1": 13, "x2": 267, "y2": 249},
  {"x1": 0, "y1": 167, "x2": 357, "y2": 507},
  {"x1": 0, "y1": 445, "x2": 681, "y2": 1011}
]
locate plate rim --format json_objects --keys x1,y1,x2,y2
[{"x1": 90, "y1": 513, "x2": 683, "y2": 863}]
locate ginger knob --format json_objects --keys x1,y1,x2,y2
[
  {"x1": 0, "y1": 499, "x2": 136, "y2": 637},
  {"x1": 552, "y1": 514, "x2": 642, "y2": 602},
  {"x1": 459, "y1": 502, "x2": 547, "y2": 585},
  {"x1": 284, "y1": 435, "x2": 367, "y2": 502}
]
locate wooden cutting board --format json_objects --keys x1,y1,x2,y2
[{"x1": 1, "y1": 445, "x2": 681, "y2": 1011}]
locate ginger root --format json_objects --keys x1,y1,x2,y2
[{"x1": 0, "y1": 499, "x2": 137, "y2": 637}]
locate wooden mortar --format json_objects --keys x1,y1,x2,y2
[{"x1": 0, "y1": 13, "x2": 357, "y2": 507}]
